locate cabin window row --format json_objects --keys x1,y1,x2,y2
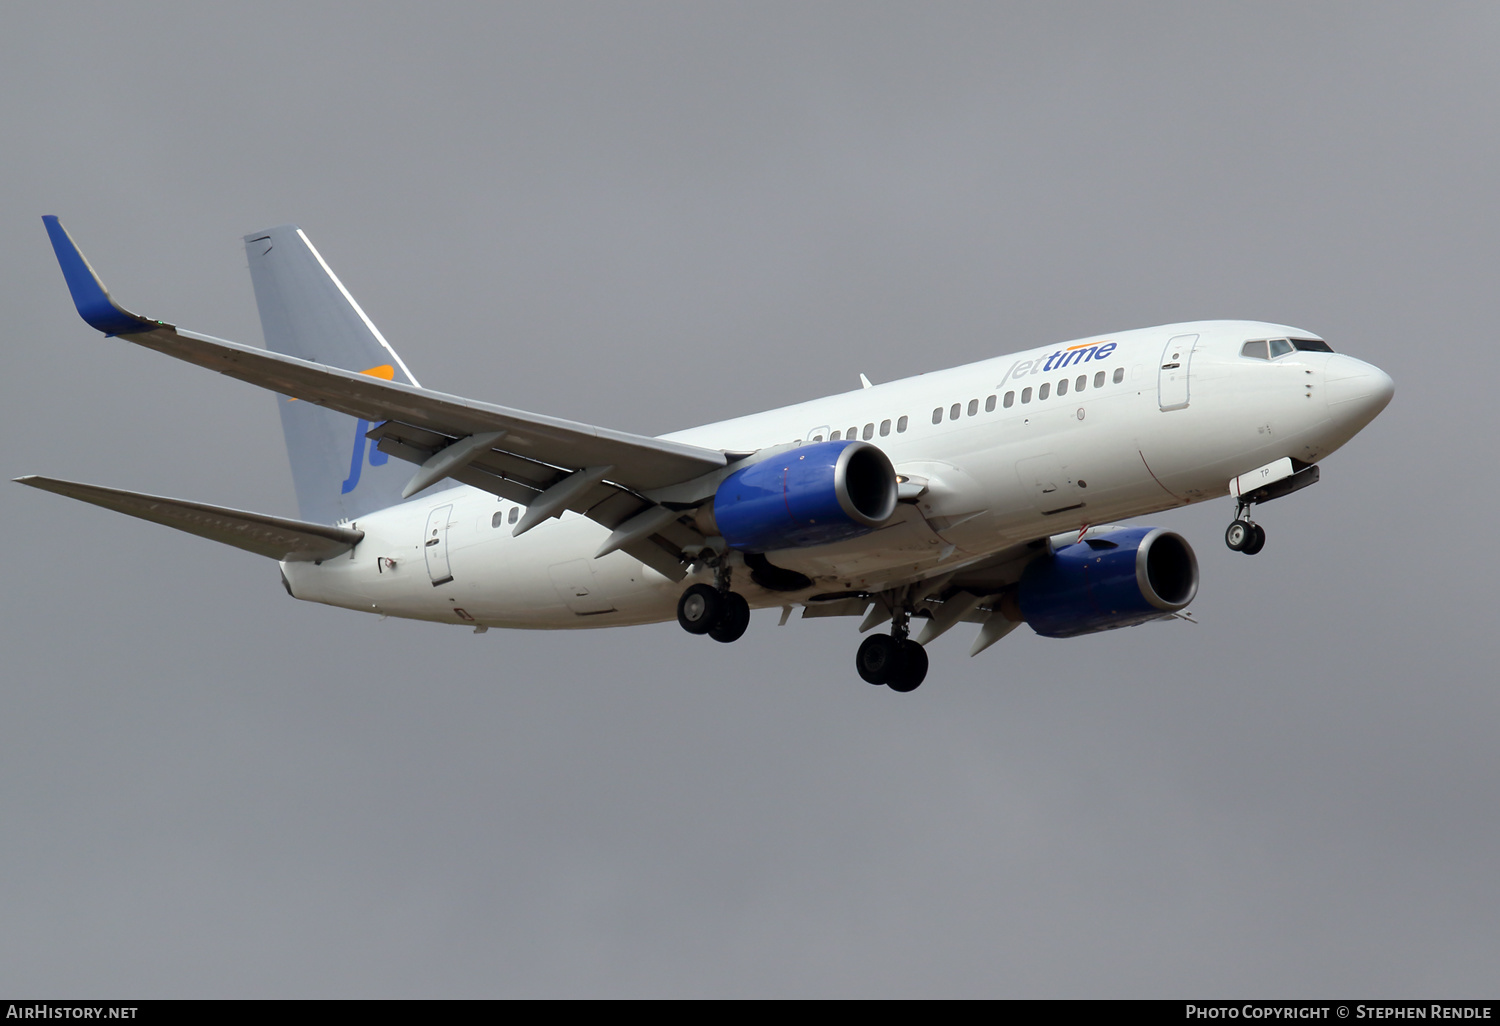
[
  {"x1": 812, "y1": 416, "x2": 910, "y2": 443},
  {"x1": 491, "y1": 506, "x2": 520, "y2": 529},
  {"x1": 931, "y1": 366, "x2": 1125, "y2": 423}
]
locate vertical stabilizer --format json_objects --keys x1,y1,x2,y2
[{"x1": 245, "y1": 226, "x2": 421, "y2": 524}]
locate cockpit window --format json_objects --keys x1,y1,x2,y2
[{"x1": 1244, "y1": 337, "x2": 1333, "y2": 360}]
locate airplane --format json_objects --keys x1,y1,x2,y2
[{"x1": 20, "y1": 216, "x2": 1394, "y2": 692}]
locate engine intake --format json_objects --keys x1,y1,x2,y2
[
  {"x1": 713, "y1": 440, "x2": 898, "y2": 553},
  {"x1": 1019, "y1": 527, "x2": 1198, "y2": 638}
]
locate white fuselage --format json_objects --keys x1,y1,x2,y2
[{"x1": 281, "y1": 320, "x2": 1392, "y2": 629}]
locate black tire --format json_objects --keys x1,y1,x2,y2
[
  {"x1": 709, "y1": 592, "x2": 751, "y2": 643},
  {"x1": 887, "y1": 639, "x2": 929, "y2": 693},
  {"x1": 1243, "y1": 523, "x2": 1266, "y2": 555},
  {"x1": 677, "y1": 583, "x2": 723, "y2": 635},
  {"x1": 1225, "y1": 519, "x2": 1252, "y2": 552},
  {"x1": 856, "y1": 633, "x2": 899, "y2": 685}
]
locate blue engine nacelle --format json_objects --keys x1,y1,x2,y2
[
  {"x1": 1019, "y1": 527, "x2": 1199, "y2": 638},
  {"x1": 713, "y1": 440, "x2": 899, "y2": 553}
]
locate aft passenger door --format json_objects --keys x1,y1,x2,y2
[{"x1": 423, "y1": 504, "x2": 455, "y2": 586}]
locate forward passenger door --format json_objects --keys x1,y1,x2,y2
[{"x1": 1158, "y1": 334, "x2": 1199, "y2": 411}]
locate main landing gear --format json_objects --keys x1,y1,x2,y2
[
  {"x1": 1225, "y1": 501, "x2": 1266, "y2": 555},
  {"x1": 676, "y1": 562, "x2": 751, "y2": 644},
  {"x1": 856, "y1": 605, "x2": 929, "y2": 692}
]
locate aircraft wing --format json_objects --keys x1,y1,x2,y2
[
  {"x1": 16, "y1": 476, "x2": 364, "y2": 562},
  {"x1": 41, "y1": 216, "x2": 728, "y2": 497},
  {"x1": 794, "y1": 538, "x2": 1041, "y2": 656}
]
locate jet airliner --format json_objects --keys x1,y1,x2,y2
[{"x1": 21, "y1": 217, "x2": 1394, "y2": 691}]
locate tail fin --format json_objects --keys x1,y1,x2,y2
[{"x1": 245, "y1": 226, "x2": 421, "y2": 524}]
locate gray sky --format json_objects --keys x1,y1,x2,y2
[{"x1": 2, "y1": 2, "x2": 1495, "y2": 998}]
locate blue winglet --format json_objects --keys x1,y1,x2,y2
[{"x1": 42, "y1": 215, "x2": 162, "y2": 336}]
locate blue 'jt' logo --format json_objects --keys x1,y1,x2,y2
[{"x1": 341, "y1": 419, "x2": 389, "y2": 494}]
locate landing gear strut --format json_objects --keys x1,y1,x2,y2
[
  {"x1": 1225, "y1": 501, "x2": 1266, "y2": 555},
  {"x1": 675, "y1": 559, "x2": 751, "y2": 643},
  {"x1": 855, "y1": 603, "x2": 929, "y2": 692}
]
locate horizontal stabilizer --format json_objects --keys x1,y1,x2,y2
[{"x1": 15, "y1": 476, "x2": 364, "y2": 562}]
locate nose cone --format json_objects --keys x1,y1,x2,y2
[{"x1": 1325, "y1": 354, "x2": 1395, "y2": 428}]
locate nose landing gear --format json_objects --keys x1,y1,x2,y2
[
  {"x1": 855, "y1": 604, "x2": 929, "y2": 692},
  {"x1": 1225, "y1": 502, "x2": 1266, "y2": 555}
]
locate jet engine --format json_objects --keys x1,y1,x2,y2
[
  {"x1": 712, "y1": 440, "x2": 898, "y2": 553},
  {"x1": 1019, "y1": 527, "x2": 1198, "y2": 638}
]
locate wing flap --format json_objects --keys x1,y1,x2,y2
[
  {"x1": 16, "y1": 476, "x2": 363, "y2": 562},
  {"x1": 370, "y1": 424, "x2": 563, "y2": 495},
  {"x1": 367, "y1": 420, "x2": 703, "y2": 560}
]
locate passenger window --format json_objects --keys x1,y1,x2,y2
[
  {"x1": 1021, "y1": 387, "x2": 1032, "y2": 404},
  {"x1": 1112, "y1": 367, "x2": 1124, "y2": 384},
  {"x1": 967, "y1": 399, "x2": 978, "y2": 416},
  {"x1": 1094, "y1": 371, "x2": 1105, "y2": 388},
  {"x1": 985, "y1": 395, "x2": 996, "y2": 412},
  {"x1": 1241, "y1": 340, "x2": 1269, "y2": 360},
  {"x1": 879, "y1": 419, "x2": 891, "y2": 436},
  {"x1": 1076, "y1": 375, "x2": 1086, "y2": 392},
  {"x1": 1057, "y1": 378, "x2": 1068, "y2": 396},
  {"x1": 847, "y1": 426, "x2": 857, "y2": 440},
  {"x1": 1039, "y1": 382, "x2": 1051, "y2": 400},
  {"x1": 949, "y1": 403, "x2": 961, "y2": 421},
  {"x1": 492, "y1": 511, "x2": 504, "y2": 529},
  {"x1": 932, "y1": 407, "x2": 943, "y2": 425},
  {"x1": 509, "y1": 507, "x2": 519, "y2": 524},
  {"x1": 863, "y1": 423, "x2": 874, "y2": 440},
  {"x1": 830, "y1": 430, "x2": 841, "y2": 440},
  {"x1": 1269, "y1": 338, "x2": 1293, "y2": 359},
  {"x1": 1004, "y1": 391, "x2": 1015, "y2": 408},
  {"x1": 812, "y1": 434, "x2": 823, "y2": 442},
  {"x1": 897, "y1": 415, "x2": 908, "y2": 433}
]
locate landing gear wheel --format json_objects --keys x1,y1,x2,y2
[
  {"x1": 886, "y1": 639, "x2": 929, "y2": 693},
  {"x1": 709, "y1": 592, "x2": 751, "y2": 643},
  {"x1": 856, "y1": 634, "x2": 900, "y2": 685},
  {"x1": 1243, "y1": 523, "x2": 1266, "y2": 555},
  {"x1": 677, "y1": 583, "x2": 723, "y2": 635},
  {"x1": 1225, "y1": 519, "x2": 1253, "y2": 552}
]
